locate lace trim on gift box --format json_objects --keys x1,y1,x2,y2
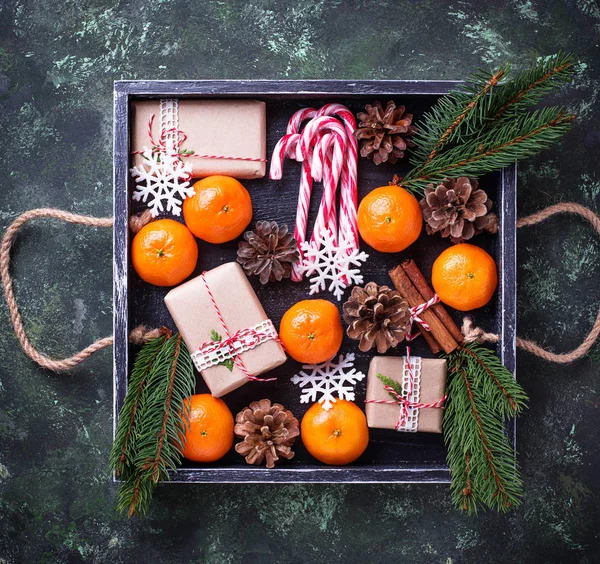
[
  {"x1": 160, "y1": 99, "x2": 179, "y2": 152},
  {"x1": 191, "y1": 319, "x2": 278, "y2": 372},
  {"x1": 399, "y1": 355, "x2": 422, "y2": 433}
]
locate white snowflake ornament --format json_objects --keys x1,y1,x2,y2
[
  {"x1": 299, "y1": 230, "x2": 369, "y2": 301},
  {"x1": 130, "y1": 146, "x2": 194, "y2": 217},
  {"x1": 291, "y1": 353, "x2": 366, "y2": 411}
]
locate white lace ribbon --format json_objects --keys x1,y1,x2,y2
[
  {"x1": 397, "y1": 355, "x2": 422, "y2": 432},
  {"x1": 190, "y1": 319, "x2": 278, "y2": 373}
]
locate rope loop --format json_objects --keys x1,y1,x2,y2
[
  {"x1": 464, "y1": 202, "x2": 600, "y2": 364},
  {"x1": 0, "y1": 208, "x2": 162, "y2": 372}
]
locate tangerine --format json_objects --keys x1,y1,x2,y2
[
  {"x1": 357, "y1": 185, "x2": 423, "y2": 253},
  {"x1": 279, "y1": 299, "x2": 343, "y2": 364},
  {"x1": 182, "y1": 394, "x2": 234, "y2": 463},
  {"x1": 183, "y1": 175, "x2": 252, "y2": 244},
  {"x1": 431, "y1": 243, "x2": 498, "y2": 311},
  {"x1": 301, "y1": 400, "x2": 369, "y2": 465},
  {"x1": 131, "y1": 219, "x2": 198, "y2": 286}
]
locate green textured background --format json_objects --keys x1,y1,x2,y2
[{"x1": 1, "y1": 1, "x2": 599, "y2": 562}]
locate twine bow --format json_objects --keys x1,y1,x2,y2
[{"x1": 406, "y1": 294, "x2": 441, "y2": 341}]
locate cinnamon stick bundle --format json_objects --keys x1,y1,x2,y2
[
  {"x1": 401, "y1": 259, "x2": 464, "y2": 344},
  {"x1": 389, "y1": 263, "x2": 461, "y2": 355}
]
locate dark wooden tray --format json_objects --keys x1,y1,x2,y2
[{"x1": 113, "y1": 80, "x2": 517, "y2": 483}]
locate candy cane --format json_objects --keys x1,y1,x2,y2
[
  {"x1": 269, "y1": 133, "x2": 299, "y2": 180},
  {"x1": 316, "y1": 104, "x2": 358, "y2": 250},
  {"x1": 299, "y1": 117, "x2": 347, "y2": 248},
  {"x1": 270, "y1": 106, "x2": 357, "y2": 284},
  {"x1": 269, "y1": 108, "x2": 318, "y2": 281},
  {"x1": 310, "y1": 132, "x2": 338, "y2": 244}
]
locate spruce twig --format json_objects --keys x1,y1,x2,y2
[
  {"x1": 422, "y1": 66, "x2": 508, "y2": 165},
  {"x1": 109, "y1": 333, "x2": 195, "y2": 518},
  {"x1": 443, "y1": 345, "x2": 528, "y2": 514},
  {"x1": 109, "y1": 334, "x2": 169, "y2": 477},
  {"x1": 403, "y1": 108, "x2": 574, "y2": 192},
  {"x1": 491, "y1": 52, "x2": 575, "y2": 119},
  {"x1": 402, "y1": 55, "x2": 576, "y2": 196}
]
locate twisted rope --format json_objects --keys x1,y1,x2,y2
[
  {"x1": 0, "y1": 208, "x2": 162, "y2": 372},
  {"x1": 463, "y1": 202, "x2": 600, "y2": 364}
]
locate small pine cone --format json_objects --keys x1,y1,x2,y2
[
  {"x1": 234, "y1": 399, "x2": 299, "y2": 469},
  {"x1": 354, "y1": 100, "x2": 417, "y2": 165},
  {"x1": 237, "y1": 221, "x2": 299, "y2": 285},
  {"x1": 419, "y1": 177, "x2": 498, "y2": 243},
  {"x1": 342, "y1": 282, "x2": 410, "y2": 353}
]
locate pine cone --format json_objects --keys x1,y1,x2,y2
[
  {"x1": 342, "y1": 282, "x2": 410, "y2": 353},
  {"x1": 419, "y1": 177, "x2": 498, "y2": 243},
  {"x1": 237, "y1": 221, "x2": 299, "y2": 285},
  {"x1": 234, "y1": 399, "x2": 299, "y2": 469},
  {"x1": 354, "y1": 101, "x2": 417, "y2": 165}
]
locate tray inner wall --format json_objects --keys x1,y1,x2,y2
[{"x1": 122, "y1": 93, "x2": 510, "y2": 476}]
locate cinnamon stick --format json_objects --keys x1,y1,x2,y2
[
  {"x1": 416, "y1": 321, "x2": 442, "y2": 354},
  {"x1": 389, "y1": 265, "x2": 460, "y2": 354},
  {"x1": 401, "y1": 259, "x2": 464, "y2": 344}
]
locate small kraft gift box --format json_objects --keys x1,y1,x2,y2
[
  {"x1": 131, "y1": 98, "x2": 267, "y2": 179},
  {"x1": 365, "y1": 355, "x2": 447, "y2": 433},
  {"x1": 164, "y1": 262, "x2": 286, "y2": 397}
]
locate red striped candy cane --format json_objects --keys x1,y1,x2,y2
[
  {"x1": 316, "y1": 104, "x2": 359, "y2": 251},
  {"x1": 299, "y1": 117, "x2": 347, "y2": 250},
  {"x1": 270, "y1": 108, "x2": 318, "y2": 281},
  {"x1": 309, "y1": 131, "x2": 338, "y2": 245}
]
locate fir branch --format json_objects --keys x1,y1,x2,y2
[
  {"x1": 109, "y1": 334, "x2": 168, "y2": 477},
  {"x1": 134, "y1": 333, "x2": 195, "y2": 484},
  {"x1": 443, "y1": 346, "x2": 528, "y2": 514},
  {"x1": 421, "y1": 66, "x2": 508, "y2": 165},
  {"x1": 403, "y1": 55, "x2": 576, "y2": 195},
  {"x1": 142, "y1": 334, "x2": 183, "y2": 482},
  {"x1": 491, "y1": 52, "x2": 575, "y2": 120},
  {"x1": 112, "y1": 333, "x2": 196, "y2": 518},
  {"x1": 403, "y1": 108, "x2": 574, "y2": 193},
  {"x1": 116, "y1": 472, "x2": 156, "y2": 518},
  {"x1": 459, "y1": 344, "x2": 528, "y2": 418}
]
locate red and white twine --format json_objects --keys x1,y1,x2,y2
[
  {"x1": 194, "y1": 273, "x2": 278, "y2": 382},
  {"x1": 133, "y1": 112, "x2": 267, "y2": 163},
  {"x1": 405, "y1": 294, "x2": 441, "y2": 342}
]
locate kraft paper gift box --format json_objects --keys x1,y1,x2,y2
[
  {"x1": 131, "y1": 99, "x2": 267, "y2": 179},
  {"x1": 164, "y1": 262, "x2": 286, "y2": 397},
  {"x1": 365, "y1": 356, "x2": 447, "y2": 434}
]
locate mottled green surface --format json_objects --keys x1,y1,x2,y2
[{"x1": 0, "y1": 1, "x2": 599, "y2": 562}]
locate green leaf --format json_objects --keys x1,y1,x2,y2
[
  {"x1": 376, "y1": 373, "x2": 408, "y2": 399},
  {"x1": 210, "y1": 329, "x2": 234, "y2": 371}
]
